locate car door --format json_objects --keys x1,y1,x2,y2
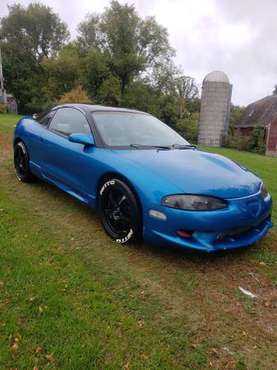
[
  {"x1": 26, "y1": 110, "x2": 57, "y2": 177},
  {"x1": 40, "y1": 107, "x2": 95, "y2": 203}
]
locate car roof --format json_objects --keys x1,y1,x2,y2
[{"x1": 54, "y1": 104, "x2": 145, "y2": 114}]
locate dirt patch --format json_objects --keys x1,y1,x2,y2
[{"x1": 0, "y1": 134, "x2": 12, "y2": 163}]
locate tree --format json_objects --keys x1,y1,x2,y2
[
  {"x1": 175, "y1": 112, "x2": 199, "y2": 143},
  {"x1": 174, "y1": 75, "x2": 198, "y2": 118},
  {"x1": 98, "y1": 76, "x2": 121, "y2": 106},
  {"x1": 0, "y1": 3, "x2": 69, "y2": 61},
  {"x1": 228, "y1": 105, "x2": 245, "y2": 135},
  {"x1": 77, "y1": 0, "x2": 174, "y2": 95},
  {"x1": 43, "y1": 43, "x2": 82, "y2": 100},
  {"x1": 122, "y1": 81, "x2": 160, "y2": 116},
  {"x1": 0, "y1": 3, "x2": 69, "y2": 112},
  {"x1": 80, "y1": 49, "x2": 110, "y2": 99},
  {"x1": 59, "y1": 85, "x2": 91, "y2": 104}
]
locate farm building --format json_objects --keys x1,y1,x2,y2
[
  {"x1": 236, "y1": 95, "x2": 277, "y2": 156},
  {"x1": 198, "y1": 71, "x2": 232, "y2": 147}
]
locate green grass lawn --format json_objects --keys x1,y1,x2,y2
[
  {"x1": 0, "y1": 113, "x2": 276, "y2": 369},
  {"x1": 0, "y1": 113, "x2": 22, "y2": 134}
]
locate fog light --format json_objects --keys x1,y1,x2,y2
[
  {"x1": 149, "y1": 209, "x2": 167, "y2": 221},
  {"x1": 176, "y1": 230, "x2": 193, "y2": 238}
]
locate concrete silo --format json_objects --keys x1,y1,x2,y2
[{"x1": 198, "y1": 71, "x2": 232, "y2": 146}]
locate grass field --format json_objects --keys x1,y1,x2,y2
[{"x1": 0, "y1": 113, "x2": 276, "y2": 369}]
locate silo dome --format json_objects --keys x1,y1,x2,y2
[{"x1": 203, "y1": 70, "x2": 230, "y2": 84}]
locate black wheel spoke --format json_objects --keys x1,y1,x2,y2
[
  {"x1": 103, "y1": 187, "x2": 132, "y2": 236},
  {"x1": 117, "y1": 195, "x2": 126, "y2": 207},
  {"x1": 15, "y1": 148, "x2": 26, "y2": 177},
  {"x1": 108, "y1": 191, "x2": 118, "y2": 208},
  {"x1": 118, "y1": 214, "x2": 130, "y2": 226},
  {"x1": 14, "y1": 142, "x2": 35, "y2": 183}
]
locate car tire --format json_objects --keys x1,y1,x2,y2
[
  {"x1": 14, "y1": 141, "x2": 36, "y2": 182},
  {"x1": 99, "y1": 178, "x2": 142, "y2": 244}
]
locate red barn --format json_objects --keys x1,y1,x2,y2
[
  {"x1": 266, "y1": 118, "x2": 277, "y2": 156},
  {"x1": 236, "y1": 95, "x2": 277, "y2": 156}
]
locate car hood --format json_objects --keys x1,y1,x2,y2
[{"x1": 113, "y1": 148, "x2": 261, "y2": 199}]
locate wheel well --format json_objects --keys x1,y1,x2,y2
[
  {"x1": 14, "y1": 137, "x2": 24, "y2": 147},
  {"x1": 97, "y1": 172, "x2": 143, "y2": 215}
]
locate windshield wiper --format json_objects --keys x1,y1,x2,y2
[
  {"x1": 172, "y1": 144, "x2": 196, "y2": 150},
  {"x1": 129, "y1": 144, "x2": 171, "y2": 150}
]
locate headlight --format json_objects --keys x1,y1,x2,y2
[
  {"x1": 261, "y1": 183, "x2": 269, "y2": 199},
  {"x1": 162, "y1": 195, "x2": 227, "y2": 211}
]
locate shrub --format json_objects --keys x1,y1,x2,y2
[
  {"x1": 59, "y1": 85, "x2": 91, "y2": 104},
  {"x1": 223, "y1": 133, "x2": 250, "y2": 151},
  {"x1": 247, "y1": 126, "x2": 265, "y2": 154},
  {"x1": 175, "y1": 112, "x2": 199, "y2": 144},
  {"x1": 223, "y1": 126, "x2": 265, "y2": 154}
]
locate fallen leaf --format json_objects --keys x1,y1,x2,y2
[
  {"x1": 211, "y1": 348, "x2": 219, "y2": 357},
  {"x1": 35, "y1": 346, "x2": 43, "y2": 354},
  {"x1": 123, "y1": 362, "x2": 129, "y2": 370},
  {"x1": 137, "y1": 319, "x2": 144, "y2": 328},
  {"x1": 10, "y1": 342, "x2": 18, "y2": 352},
  {"x1": 45, "y1": 353, "x2": 55, "y2": 363}
]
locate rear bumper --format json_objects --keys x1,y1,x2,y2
[{"x1": 143, "y1": 193, "x2": 273, "y2": 252}]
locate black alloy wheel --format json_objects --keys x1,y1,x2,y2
[
  {"x1": 14, "y1": 141, "x2": 35, "y2": 182},
  {"x1": 99, "y1": 178, "x2": 142, "y2": 244}
]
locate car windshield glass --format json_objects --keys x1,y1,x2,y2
[{"x1": 92, "y1": 111, "x2": 189, "y2": 147}]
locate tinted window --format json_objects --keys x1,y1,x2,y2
[
  {"x1": 38, "y1": 111, "x2": 56, "y2": 126},
  {"x1": 49, "y1": 108, "x2": 91, "y2": 136},
  {"x1": 92, "y1": 112, "x2": 189, "y2": 147}
]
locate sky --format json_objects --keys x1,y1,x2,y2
[{"x1": 1, "y1": 0, "x2": 277, "y2": 106}]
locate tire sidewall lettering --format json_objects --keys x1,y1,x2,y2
[
  {"x1": 116, "y1": 228, "x2": 134, "y2": 244},
  {"x1": 100, "y1": 178, "x2": 139, "y2": 244},
  {"x1": 100, "y1": 180, "x2": 115, "y2": 196}
]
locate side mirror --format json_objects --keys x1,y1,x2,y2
[
  {"x1": 68, "y1": 133, "x2": 95, "y2": 146},
  {"x1": 32, "y1": 113, "x2": 38, "y2": 120}
]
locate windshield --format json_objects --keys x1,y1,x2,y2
[{"x1": 92, "y1": 111, "x2": 189, "y2": 147}]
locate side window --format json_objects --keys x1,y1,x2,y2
[
  {"x1": 49, "y1": 108, "x2": 91, "y2": 136},
  {"x1": 38, "y1": 111, "x2": 56, "y2": 126}
]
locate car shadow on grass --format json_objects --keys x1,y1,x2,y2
[{"x1": 26, "y1": 176, "x2": 272, "y2": 269}]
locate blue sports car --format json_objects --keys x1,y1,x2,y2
[{"x1": 14, "y1": 104, "x2": 273, "y2": 252}]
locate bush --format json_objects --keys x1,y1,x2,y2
[
  {"x1": 247, "y1": 126, "x2": 265, "y2": 154},
  {"x1": 223, "y1": 133, "x2": 250, "y2": 151},
  {"x1": 175, "y1": 112, "x2": 199, "y2": 143},
  {"x1": 59, "y1": 85, "x2": 91, "y2": 104},
  {"x1": 223, "y1": 126, "x2": 265, "y2": 154},
  {"x1": 0, "y1": 103, "x2": 7, "y2": 113}
]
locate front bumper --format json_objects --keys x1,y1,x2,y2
[{"x1": 144, "y1": 192, "x2": 273, "y2": 252}]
